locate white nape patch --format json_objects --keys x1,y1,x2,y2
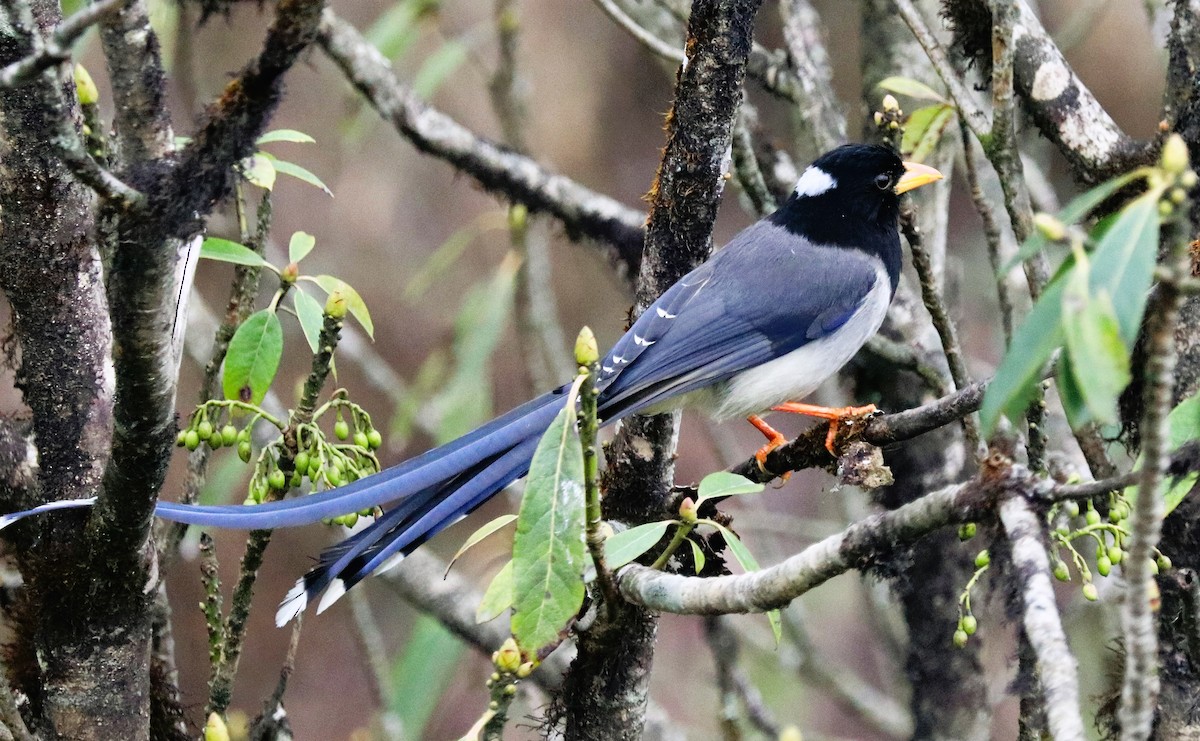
[
  {"x1": 316, "y1": 579, "x2": 348, "y2": 614},
  {"x1": 793, "y1": 166, "x2": 836, "y2": 197},
  {"x1": 275, "y1": 581, "x2": 308, "y2": 627},
  {"x1": 655, "y1": 307, "x2": 677, "y2": 319},
  {"x1": 716, "y1": 256, "x2": 891, "y2": 419}
]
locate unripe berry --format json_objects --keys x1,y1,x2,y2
[
  {"x1": 367, "y1": 429, "x2": 383, "y2": 449},
  {"x1": 221, "y1": 425, "x2": 238, "y2": 446},
  {"x1": 1083, "y1": 583, "x2": 1099, "y2": 601},
  {"x1": 953, "y1": 629, "x2": 969, "y2": 648},
  {"x1": 1107, "y1": 546, "x2": 1123, "y2": 565},
  {"x1": 295, "y1": 451, "x2": 310, "y2": 473},
  {"x1": 185, "y1": 430, "x2": 201, "y2": 451},
  {"x1": 958, "y1": 523, "x2": 976, "y2": 541},
  {"x1": 1158, "y1": 554, "x2": 1173, "y2": 571},
  {"x1": 974, "y1": 550, "x2": 990, "y2": 569},
  {"x1": 1064, "y1": 500, "x2": 1080, "y2": 519},
  {"x1": 268, "y1": 470, "x2": 286, "y2": 490},
  {"x1": 197, "y1": 420, "x2": 214, "y2": 441},
  {"x1": 326, "y1": 467, "x2": 342, "y2": 486},
  {"x1": 353, "y1": 431, "x2": 369, "y2": 449},
  {"x1": 334, "y1": 419, "x2": 349, "y2": 440},
  {"x1": 961, "y1": 615, "x2": 978, "y2": 636},
  {"x1": 176, "y1": 430, "x2": 188, "y2": 447},
  {"x1": 1053, "y1": 561, "x2": 1071, "y2": 581},
  {"x1": 237, "y1": 441, "x2": 252, "y2": 463},
  {"x1": 1085, "y1": 508, "x2": 1101, "y2": 526},
  {"x1": 1097, "y1": 555, "x2": 1112, "y2": 577}
]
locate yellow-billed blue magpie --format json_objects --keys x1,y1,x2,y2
[{"x1": 2, "y1": 144, "x2": 942, "y2": 624}]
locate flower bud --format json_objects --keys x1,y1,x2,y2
[
  {"x1": 281, "y1": 262, "x2": 300, "y2": 284},
  {"x1": 1161, "y1": 133, "x2": 1189, "y2": 175},
  {"x1": 74, "y1": 64, "x2": 99, "y2": 106},
  {"x1": 494, "y1": 637, "x2": 522, "y2": 673},
  {"x1": 1033, "y1": 213, "x2": 1067, "y2": 242},
  {"x1": 204, "y1": 712, "x2": 230, "y2": 741},
  {"x1": 516, "y1": 661, "x2": 535, "y2": 678},
  {"x1": 575, "y1": 326, "x2": 599, "y2": 367},
  {"x1": 678, "y1": 497, "x2": 698, "y2": 523},
  {"x1": 325, "y1": 290, "x2": 347, "y2": 319},
  {"x1": 882, "y1": 93, "x2": 900, "y2": 112}
]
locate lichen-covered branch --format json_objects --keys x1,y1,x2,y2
[
  {"x1": 998, "y1": 497, "x2": 1086, "y2": 741},
  {"x1": 0, "y1": 0, "x2": 132, "y2": 88}
]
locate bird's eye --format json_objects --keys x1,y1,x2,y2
[{"x1": 874, "y1": 173, "x2": 893, "y2": 190}]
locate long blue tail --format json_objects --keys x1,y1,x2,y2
[{"x1": 0, "y1": 388, "x2": 569, "y2": 623}]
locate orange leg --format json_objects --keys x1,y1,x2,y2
[
  {"x1": 770, "y1": 402, "x2": 879, "y2": 453},
  {"x1": 747, "y1": 414, "x2": 790, "y2": 479}
]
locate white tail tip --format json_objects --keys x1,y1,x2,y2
[
  {"x1": 275, "y1": 580, "x2": 308, "y2": 627},
  {"x1": 315, "y1": 579, "x2": 347, "y2": 615}
]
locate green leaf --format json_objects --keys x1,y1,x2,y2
[
  {"x1": 313, "y1": 275, "x2": 374, "y2": 339},
  {"x1": 709, "y1": 521, "x2": 781, "y2": 645},
  {"x1": 476, "y1": 560, "x2": 514, "y2": 623},
  {"x1": 1125, "y1": 393, "x2": 1200, "y2": 516},
  {"x1": 900, "y1": 104, "x2": 955, "y2": 163},
  {"x1": 413, "y1": 38, "x2": 471, "y2": 98},
  {"x1": 261, "y1": 153, "x2": 332, "y2": 196},
  {"x1": 256, "y1": 129, "x2": 316, "y2": 145},
  {"x1": 1062, "y1": 260, "x2": 1130, "y2": 427},
  {"x1": 288, "y1": 231, "x2": 316, "y2": 264},
  {"x1": 1088, "y1": 187, "x2": 1164, "y2": 343},
  {"x1": 222, "y1": 310, "x2": 283, "y2": 404},
  {"x1": 603, "y1": 521, "x2": 672, "y2": 569},
  {"x1": 1001, "y1": 168, "x2": 1149, "y2": 275},
  {"x1": 241, "y1": 154, "x2": 276, "y2": 190},
  {"x1": 1055, "y1": 350, "x2": 1090, "y2": 430},
  {"x1": 695, "y1": 471, "x2": 765, "y2": 506},
  {"x1": 445, "y1": 514, "x2": 517, "y2": 576},
  {"x1": 980, "y1": 279, "x2": 1065, "y2": 434},
  {"x1": 388, "y1": 615, "x2": 462, "y2": 738},
  {"x1": 511, "y1": 395, "x2": 588, "y2": 655},
  {"x1": 292, "y1": 289, "x2": 324, "y2": 354},
  {"x1": 686, "y1": 537, "x2": 705, "y2": 574},
  {"x1": 877, "y1": 76, "x2": 948, "y2": 103},
  {"x1": 200, "y1": 237, "x2": 269, "y2": 267}
]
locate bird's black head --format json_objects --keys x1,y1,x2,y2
[{"x1": 767, "y1": 144, "x2": 940, "y2": 285}]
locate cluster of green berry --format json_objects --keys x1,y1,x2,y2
[
  {"x1": 951, "y1": 492, "x2": 1175, "y2": 648},
  {"x1": 175, "y1": 397, "x2": 385, "y2": 527},
  {"x1": 953, "y1": 546, "x2": 988, "y2": 648},
  {"x1": 1048, "y1": 497, "x2": 1170, "y2": 602}
]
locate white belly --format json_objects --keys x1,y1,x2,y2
[{"x1": 710, "y1": 260, "x2": 892, "y2": 419}]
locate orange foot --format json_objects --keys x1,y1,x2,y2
[
  {"x1": 746, "y1": 414, "x2": 791, "y2": 481},
  {"x1": 770, "y1": 402, "x2": 879, "y2": 454}
]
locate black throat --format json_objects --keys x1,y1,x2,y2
[{"x1": 766, "y1": 190, "x2": 903, "y2": 293}]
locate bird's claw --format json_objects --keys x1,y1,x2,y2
[{"x1": 823, "y1": 405, "x2": 881, "y2": 455}]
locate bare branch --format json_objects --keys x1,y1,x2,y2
[{"x1": 318, "y1": 9, "x2": 645, "y2": 286}]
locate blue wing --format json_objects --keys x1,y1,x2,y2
[{"x1": 596, "y1": 221, "x2": 882, "y2": 417}]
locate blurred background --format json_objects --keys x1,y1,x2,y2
[{"x1": 0, "y1": 0, "x2": 1170, "y2": 738}]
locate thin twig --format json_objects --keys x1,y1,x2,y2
[
  {"x1": 1118, "y1": 202, "x2": 1192, "y2": 739},
  {"x1": 318, "y1": 9, "x2": 645, "y2": 285},
  {"x1": 891, "y1": 0, "x2": 990, "y2": 138},
  {"x1": 0, "y1": 0, "x2": 133, "y2": 88},
  {"x1": 958, "y1": 118, "x2": 1015, "y2": 342},
  {"x1": 593, "y1": 0, "x2": 685, "y2": 63},
  {"x1": 900, "y1": 204, "x2": 983, "y2": 457}
]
